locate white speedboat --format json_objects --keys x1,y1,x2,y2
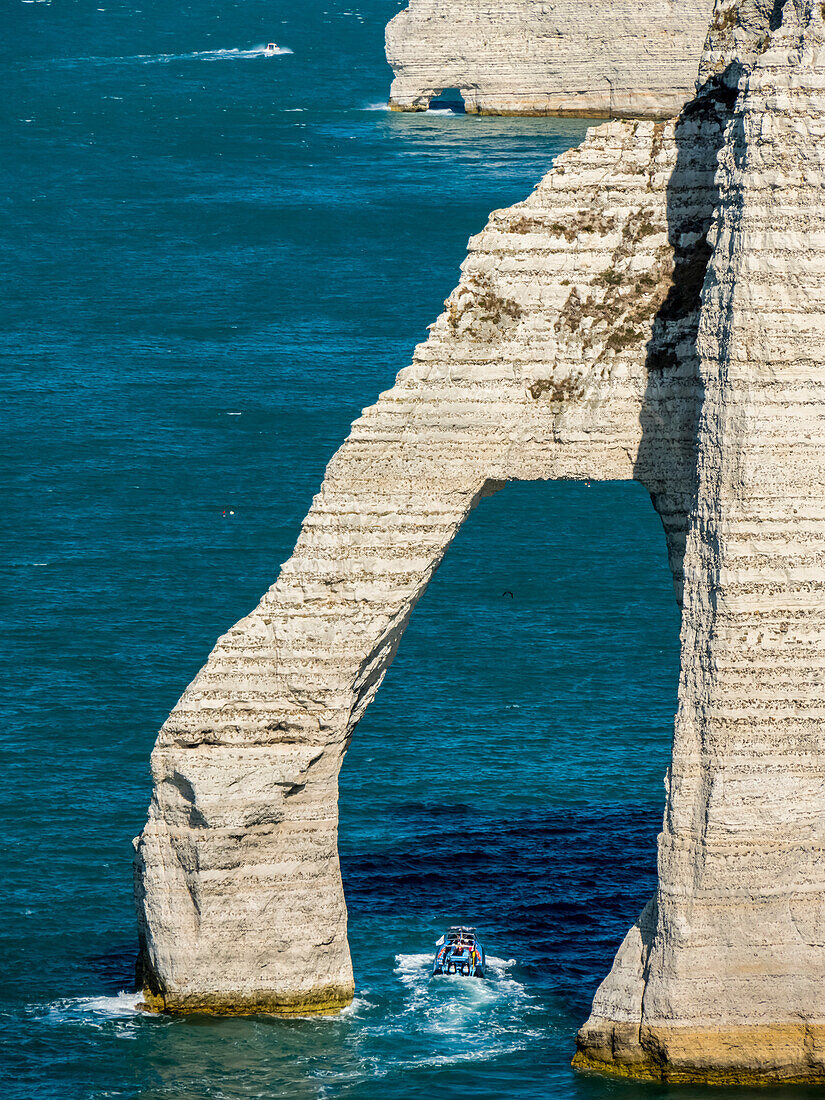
[{"x1": 264, "y1": 42, "x2": 279, "y2": 56}]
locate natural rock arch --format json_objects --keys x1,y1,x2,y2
[
  {"x1": 385, "y1": 0, "x2": 716, "y2": 118},
  {"x1": 137, "y1": 0, "x2": 825, "y2": 1084},
  {"x1": 135, "y1": 102, "x2": 717, "y2": 1007},
  {"x1": 429, "y1": 87, "x2": 467, "y2": 112}
]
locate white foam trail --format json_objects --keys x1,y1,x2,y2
[
  {"x1": 394, "y1": 951, "x2": 534, "y2": 1015},
  {"x1": 386, "y1": 950, "x2": 541, "y2": 1068},
  {"x1": 54, "y1": 46, "x2": 292, "y2": 67},
  {"x1": 395, "y1": 952, "x2": 517, "y2": 981},
  {"x1": 292, "y1": 951, "x2": 541, "y2": 1081},
  {"x1": 488, "y1": 955, "x2": 518, "y2": 970},
  {"x1": 395, "y1": 951, "x2": 433, "y2": 976},
  {"x1": 157, "y1": 46, "x2": 294, "y2": 63}
]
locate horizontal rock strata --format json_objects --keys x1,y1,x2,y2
[
  {"x1": 134, "y1": 107, "x2": 726, "y2": 1015},
  {"x1": 386, "y1": 0, "x2": 716, "y2": 117},
  {"x1": 136, "y1": 0, "x2": 825, "y2": 1084},
  {"x1": 575, "y1": 0, "x2": 825, "y2": 1084}
]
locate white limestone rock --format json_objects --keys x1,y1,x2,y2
[
  {"x1": 134, "y1": 103, "x2": 726, "y2": 1015},
  {"x1": 386, "y1": 0, "x2": 716, "y2": 117},
  {"x1": 135, "y1": 0, "x2": 825, "y2": 1083},
  {"x1": 575, "y1": 0, "x2": 825, "y2": 1083}
]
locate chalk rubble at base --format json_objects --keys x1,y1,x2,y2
[{"x1": 135, "y1": 0, "x2": 825, "y2": 1083}]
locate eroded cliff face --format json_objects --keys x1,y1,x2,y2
[
  {"x1": 386, "y1": 0, "x2": 716, "y2": 117},
  {"x1": 136, "y1": 0, "x2": 825, "y2": 1083},
  {"x1": 135, "y1": 109, "x2": 721, "y2": 1015},
  {"x1": 576, "y1": 0, "x2": 825, "y2": 1083}
]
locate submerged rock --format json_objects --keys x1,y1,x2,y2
[{"x1": 386, "y1": 0, "x2": 716, "y2": 118}]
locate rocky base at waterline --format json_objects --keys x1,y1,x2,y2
[
  {"x1": 574, "y1": 1023, "x2": 825, "y2": 1085},
  {"x1": 386, "y1": 0, "x2": 715, "y2": 117},
  {"x1": 134, "y1": 936, "x2": 353, "y2": 1016},
  {"x1": 137, "y1": 985, "x2": 354, "y2": 1017}
]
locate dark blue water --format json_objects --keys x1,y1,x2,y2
[{"x1": 5, "y1": 2, "x2": 802, "y2": 1097}]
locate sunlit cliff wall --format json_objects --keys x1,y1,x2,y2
[
  {"x1": 386, "y1": 0, "x2": 715, "y2": 117},
  {"x1": 136, "y1": 0, "x2": 825, "y2": 1083}
]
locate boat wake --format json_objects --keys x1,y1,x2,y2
[
  {"x1": 395, "y1": 952, "x2": 525, "y2": 1007},
  {"x1": 51, "y1": 45, "x2": 292, "y2": 67},
  {"x1": 153, "y1": 45, "x2": 293, "y2": 63},
  {"x1": 385, "y1": 952, "x2": 541, "y2": 1067},
  {"x1": 298, "y1": 952, "x2": 542, "y2": 1087}
]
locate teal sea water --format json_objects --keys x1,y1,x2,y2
[{"x1": 6, "y1": 2, "x2": 801, "y2": 1098}]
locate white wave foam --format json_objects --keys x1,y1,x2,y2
[
  {"x1": 487, "y1": 955, "x2": 518, "y2": 971},
  {"x1": 394, "y1": 951, "x2": 533, "y2": 1015},
  {"x1": 44, "y1": 991, "x2": 145, "y2": 1024},
  {"x1": 385, "y1": 949, "x2": 541, "y2": 1069},
  {"x1": 283, "y1": 994, "x2": 376, "y2": 1022},
  {"x1": 339, "y1": 995, "x2": 376, "y2": 1017},
  {"x1": 362, "y1": 102, "x2": 391, "y2": 112},
  {"x1": 395, "y1": 951, "x2": 432, "y2": 976},
  {"x1": 395, "y1": 952, "x2": 517, "y2": 980}
]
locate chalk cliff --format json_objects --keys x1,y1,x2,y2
[
  {"x1": 135, "y1": 107, "x2": 714, "y2": 1014},
  {"x1": 386, "y1": 0, "x2": 716, "y2": 117},
  {"x1": 576, "y1": 0, "x2": 825, "y2": 1083},
  {"x1": 135, "y1": 0, "x2": 825, "y2": 1083}
]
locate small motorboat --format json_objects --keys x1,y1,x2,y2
[
  {"x1": 264, "y1": 42, "x2": 280, "y2": 56},
  {"x1": 432, "y1": 926, "x2": 485, "y2": 978}
]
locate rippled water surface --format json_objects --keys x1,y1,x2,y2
[{"x1": 4, "y1": 1, "x2": 797, "y2": 1098}]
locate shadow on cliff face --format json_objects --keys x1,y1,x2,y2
[
  {"x1": 623, "y1": 71, "x2": 739, "y2": 980},
  {"x1": 634, "y1": 70, "x2": 739, "y2": 597}
]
